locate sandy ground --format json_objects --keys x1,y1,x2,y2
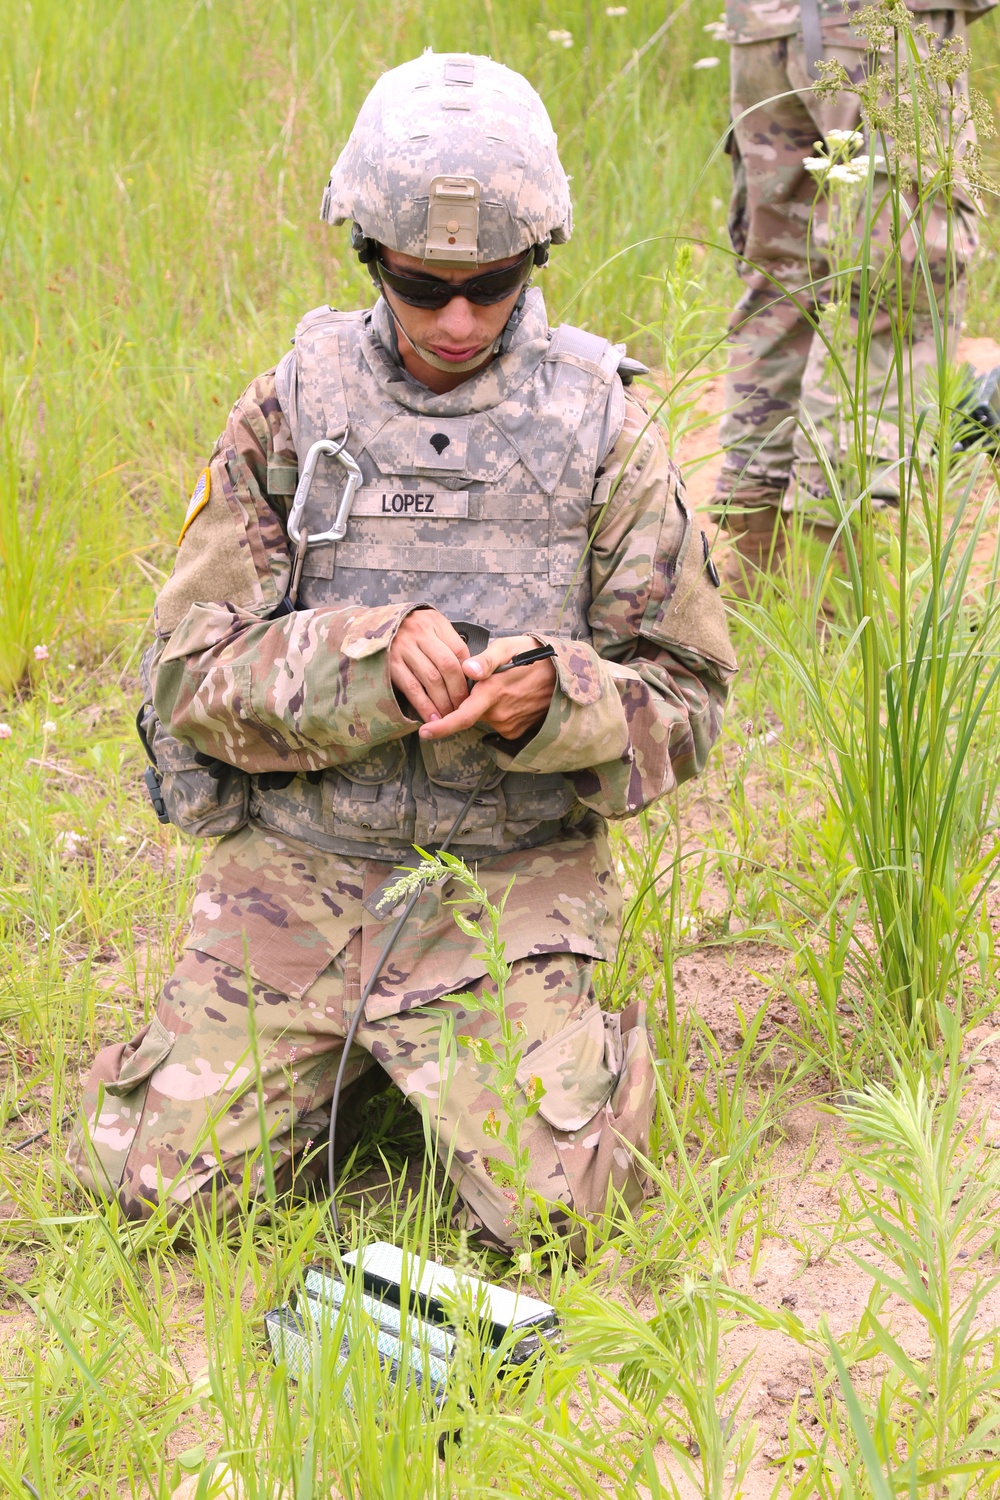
[{"x1": 643, "y1": 338, "x2": 1000, "y2": 1493}]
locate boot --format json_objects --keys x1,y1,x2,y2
[
  {"x1": 720, "y1": 501, "x2": 788, "y2": 600},
  {"x1": 808, "y1": 521, "x2": 850, "y2": 579}
]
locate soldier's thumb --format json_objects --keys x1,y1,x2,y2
[{"x1": 463, "y1": 649, "x2": 495, "y2": 681}]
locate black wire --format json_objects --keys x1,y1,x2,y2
[
  {"x1": 326, "y1": 763, "x2": 494, "y2": 1232},
  {"x1": 493, "y1": 644, "x2": 556, "y2": 675},
  {"x1": 11, "y1": 1113, "x2": 73, "y2": 1154}
]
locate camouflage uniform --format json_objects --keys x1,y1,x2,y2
[
  {"x1": 68, "y1": 54, "x2": 737, "y2": 1253},
  {"x1": 718, "y1": 0, "x2": 993, "y2": 525}
]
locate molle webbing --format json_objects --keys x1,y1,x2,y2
[{"x1": 262, "y1": 295, "x2": 625, "y2": 860}]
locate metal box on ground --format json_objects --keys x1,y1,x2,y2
[{"x1": 264, "y1": 1241, "x2": 559, "y2": 1400}]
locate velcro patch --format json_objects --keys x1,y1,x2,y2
[
  {"x1": 352, "y1": 487, "x2": 469, "y2": 518},
  {"x1": 178, "y1": 468, "x2": 210, "y2": 545}
]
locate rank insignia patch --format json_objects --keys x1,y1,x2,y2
[{"x1": 178, "y1": 468, "x2": 211, "y2": 545}]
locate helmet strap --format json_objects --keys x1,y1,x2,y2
[
  {"x1": 379, "y1": 281, "x2": 531, "y2": 375},
  {"x1": 351, "y1": 223, "x2": 379, "y2": 264},
  {"x1": 386, "y1": 299, "x2": 499, "y2": 372},
  {"x1": 497, "y1": 285, "x2": 528, "y2": 356}
]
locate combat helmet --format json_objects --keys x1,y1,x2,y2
[{"x1": 321, "y1": 52, "x2": 573, "y2": 266}]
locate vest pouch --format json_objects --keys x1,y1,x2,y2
[
  {"x1": 412, "y1": 746, "x2": 505, "y2": 848},
  {"x1": 335, "y1": 739, "x2": 408, "y2": 786},
  {"x1": 499, "y1": 769, "x2": 578, "y2": 838},
  {"x1": 419, "y1": 729, "x2": 503, "y2": 792},
  {"x1": 137, "y1": 698, "x2": 250, "y2": 841},
  {"x1": 322, "y1": 739, "x2": 413, "y2": 845}
]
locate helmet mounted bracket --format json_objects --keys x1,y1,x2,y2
[{"x1": 424, "y1": 174, "x2": 481, "y2": 262}]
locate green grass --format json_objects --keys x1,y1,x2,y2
[{"x1": 6, "y1": 0, "x2": 1000, "y2": 1495}]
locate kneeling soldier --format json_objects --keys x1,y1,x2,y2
[{"x1": 69, "y1": 53, "x2": 737, "y2": 1251}]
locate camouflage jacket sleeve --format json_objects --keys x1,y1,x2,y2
[
  {"x1": 151, "y1": 372, "x2": 421, "y2": 773},
  {"x1": 488, "y1": 391, "x2": 738, "y2": 818}
]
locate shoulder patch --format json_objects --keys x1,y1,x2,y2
[{"x1": 178, "y1": 469, "x2": 210, "y2": 545}]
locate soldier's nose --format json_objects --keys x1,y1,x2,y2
[{"x1": 435, "y1": 296, "x2": 479, "y2": 340}]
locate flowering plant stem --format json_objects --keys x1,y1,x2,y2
[{"x1": 383, "y1": 851, "x2": 545, "y2": 1259}]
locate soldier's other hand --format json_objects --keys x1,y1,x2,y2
[
  {"x1": 417, "y1": 635, "x2": 556, "y2": 741},
  {"x1": 390, "y1": 609, "x2": 470, "y2": 722}
]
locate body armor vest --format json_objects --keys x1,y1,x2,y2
[{"x1": 252, "y1": 290, "x2": 627, "y2": 861}]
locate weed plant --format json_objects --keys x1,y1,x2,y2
[
  {"x1": 716, "y1": 5, "x2": 1000, "y2": 1075},
  {"x1": 5, "y1": 0, "x2": 1000, "y2": 1496}
]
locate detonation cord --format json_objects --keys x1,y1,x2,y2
[
  {"x1": 326, "y1": 761, "x2": 494, "y2": 1233},
  {"x1": 11, "y1": 1113, "x2": 73, "y2": 1154}
]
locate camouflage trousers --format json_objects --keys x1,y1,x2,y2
[
  {"x1": 719, "y1": 17, "x2": 980, "y2": 514},
  {"x1": 67, "y1": 937, "x2": 653, "y2": 1253}
]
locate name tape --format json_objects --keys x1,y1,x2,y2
[{"x1": 352, "y1": 488, "x2": 469, "y2": 518}]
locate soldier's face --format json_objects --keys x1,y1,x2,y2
[{"x1": 379, "y1": 246, "x2": 529, "y2": 390}]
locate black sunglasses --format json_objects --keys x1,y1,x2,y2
[{"x1": 375, "y1": 249, "x2": 534, "y2": 310}]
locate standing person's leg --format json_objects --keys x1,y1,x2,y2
[
  {"x1": 790, "y1": 16, "x2": 980, "y2": 505},
  {"x1": 720, "y1": 38, "x2": 827, "y2": 489},
  {"x1": 717, "y1": 38, "x2": 826, "y2": 589},
  {"x1": 371, "y1": 954, "x2": 654, "y2": 1253}
]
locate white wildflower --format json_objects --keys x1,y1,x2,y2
[
  {"x1": 606, "y1": 5, "x2": 628, "y2": 13},
  {"x1": 703, "y1": 20, "x2": 727, "y2": 37},
  {"x1": 33, "y1": 644, "x2": 49, "y2": 661},
  {"x1": 42, "y1": 719, "x2": 57, "y2": 734},
  {"x1": 693, "y1": 55, "x2": 721, "y2": 69},
  {"x1": 54, "y1": 830, "x2": 87, "y2": 861},
  {"x1": 517, "y1": 1251, "x2": 533, "y2": 1273},
  {"x1": 803, "y1": 156, "x2": 830, "y2": 175},
  {"x1": 0, "y1": 723, "x2": 11, "y2": 740},
  {"x1": 826, "y1": 162, "x2": 866, "y2": 184},
  {"x1": 547, "y1": 28, "x2": 574, "y2": 46},
  {"x1": 825, "y1": 128, "x2": 863, "y2": 150}
]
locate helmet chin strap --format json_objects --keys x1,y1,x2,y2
[
  {"x1": 383, "y1": 285, "x2": 529, "y2": 376},
  {"x1": 413, "y1": 328, "x2": 499, "y2": 372}
]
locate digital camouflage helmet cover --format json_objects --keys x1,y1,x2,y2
[{"x1": 320, "y1": 52, "x2": 573, "y2": 265}]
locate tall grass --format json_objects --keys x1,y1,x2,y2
[
  {"x1": 726, "y1": 7, "x2": 1000, "y2": 1068},
  {"x1": 5, "y1": 0, "x2": 1000, "y2": 1496},
  {"x1": 798, "y1": 1076, "x2": 1000, "y2": 1498},
  {"x1": 0, "y1": 0, "x2": 734, "y2": 694}
]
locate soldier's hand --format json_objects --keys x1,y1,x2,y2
[
  {"x1": 389, "y1": 609, "x2": 470, "y2": 722},
  {"x1": 417, "y1": 635, "x2": 556, "y2": 742}
]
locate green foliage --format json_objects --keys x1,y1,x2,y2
[
  {"x1": 773, "y1": 1077, "x2": 1000, "y2": 1499},
  {"x1": 0, "y1": 0, "x2": 733, "y2": 694},
  {"x1": 5, "y1": 0, "x2": 1000, "y2": 1495}
]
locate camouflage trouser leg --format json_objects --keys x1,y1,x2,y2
[
  {"x1": 719, "y1": 19, "x2": 978, "y2": 515},
  {"x1": 67, "y1": 941, "x2": 653, "y2": 1252}
]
